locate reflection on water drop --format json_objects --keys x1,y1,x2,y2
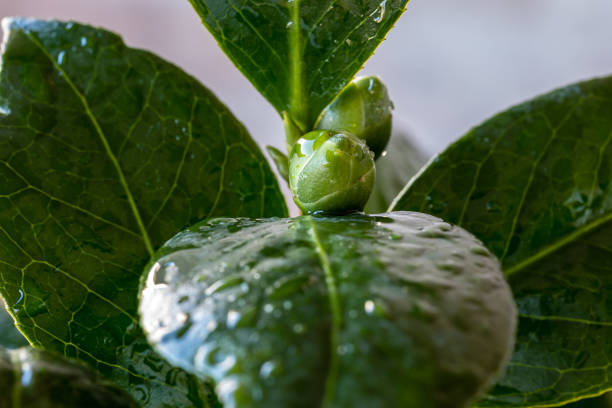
[
  {"x1": 364, "y1": 300, "x2": 375, "y2": 314},
  {"x1": 263, "y1": 303, "x2": 274, "y2": 313},
  {"x1": 259, "y1": 360, "x2": 277, "y2": 379},
  {"x1": 227, "y1": 310, "x2": 241, "y2": 329},
  {"x1": 57, "y1": 50, "x2": 66, "y2": 65},
  {"x1": 374, "y1": 0, "x2": 387, "y2": 23}
]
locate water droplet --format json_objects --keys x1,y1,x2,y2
[
  {"x1": 364, "y1": 300, "x2": 375, "y2": 314},
  {"x1": 227, "y1": 310, "x2": 241, "y2": 329},
  {"x1": 364, "y1": 299, "x2": 387, "y2": 317},
  {"x1": 283, "y1": 300, "x2": 293, "y2": 310},
  {"x1": 57, "y1": 51, "x2": 66, "y2": 65},
  {"x1": 263, "y1": 304, "x2": 274, "y2": 313},
  {"x1": 80, "y1": 36, "x2": 88, "y2": 47},
  {"x1": 259, "y1": 361, "x2": 277, "y2": 379},
  {"x1": 293, "y1": 323, "x2": 305, "y2": 334},
  {"x1": 374, "y1": 0, "x2": 387, "y2": 23},
  {"x1": 206, "y1": 320, "x2": 218, "y2": 332},
  {"x1": 216, "y1": 377, "x2": 239, "y2": 401},
  {"x1": 380, "y1": 150, "x2": 388, "y2": 157},
  {"x1": 286, "y1": 21, "x2": 293, "y2": 29},
  {"x1": 153, "y1": 261, "x2": 179, "y2": 285}
]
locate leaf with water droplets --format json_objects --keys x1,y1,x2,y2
[
  {"x1": 140, "y1": 212, "x2": 516, "y2": 408},
  {"x1": 391, "y1": 76, "x2": 612, "y2": 407},
  {"x1": 0, "y1": 18, "x2": 286, "y2": 407},
  {"x1": 0, "y1": 347, "x2": 138, "y2": 407},
  {"x1": 188, "y1": 0, "x2": 410, "y2": 130}
]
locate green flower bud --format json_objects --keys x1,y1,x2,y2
[
  {"x1": 289, "y1": 130, "x2": 375, "y2": 214},
  {"x1": 315, "y1": 76, "x2": 393, "y2": 158}
]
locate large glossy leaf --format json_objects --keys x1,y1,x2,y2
[
  {"x1": 0, "y1": 347, "x2": 138, "y2": 407},
  {"x1": 189, "y1": 0, "x2": 410, "y2": 130},
  {"x1": 391, "y1": 77, "x2": 612, "y2": 407},
  {"x1": 140, "y1": 212, "x2": 516, "y2": 408},
  {"x1": 0, "y1": 18, "x2": 286, "y2": 407},
  {"x1": 0, "y1": 300, "x2": 28, "y2": 349},
  {"x1": 365, "y1": 131, "x2": 426, "y2": 213}
]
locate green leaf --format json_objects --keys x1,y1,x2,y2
[
  {"x1": 0, "y1": 18, "x2": 287, "y2": 407},
  {"x1": 364, "y1": 131, "x2": 426, "y2": 213},
  {"x1": 140, "y1": 212, "x2": 517, "y2": 408},
  {"x1": 391, "y1": 77, "x2": 612, "y2": 407},
  {"x1": 188, "y1": 0, "x2": 410, "y2": 130},
  {"x1": 0, "y1": 300, "x2": 28, "y2": 349},
  {"x1": 562, "y1": 393, "x2": 612, "y2": 408},
  {"x1": 265, "y1": 145, "x2": 289, "y2": 182},
  {"x1": 0, "y1": 346, "x2": 138, "y2": 407}
]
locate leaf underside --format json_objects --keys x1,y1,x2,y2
[
  {"x1": 140, "y1": 212, "x2": 516, "y2": 408},
  {"x1": 0, "y1": 18, "x2": 286, "y2": 407},
  {"x1": 392, "y1": 76, "x2": 612, "y2": 407},
  {"x1": 188, "y1": 0, "x2": 409, "y2": 130}
]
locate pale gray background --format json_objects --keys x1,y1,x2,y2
[{"x1": 1, "y1": 0, "x2": 611, "y2": 211}]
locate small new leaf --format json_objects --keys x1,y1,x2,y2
[{"x1": 189, "y1": 0, "x2": 409, "y2": 130}]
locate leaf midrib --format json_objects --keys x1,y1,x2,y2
[
  {"x1": 307, "y1": 217, "x2": 341, "y2": 408},
  {"x1": 504, "y1": 209, "x2": 612, "y2": 277},
  {"x1": 23, "y1": 28, "x2": 154, "y2": 257}
]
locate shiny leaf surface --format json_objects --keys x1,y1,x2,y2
[
  {"x1": 188, "y1": 0, "x2": 409, "y2": 130},
  {"x1": 140, "y1": 212, "x2": 516, "y2": 408},
  {"x1": 0, "y1": 347, "x2": 138, "y2": 408},
  {"x1": 392, "y1": 77, "x2": 612, "y2": 407},
  {"x1": 0, "y1": 18, "x2": 286, "y2": 407}
]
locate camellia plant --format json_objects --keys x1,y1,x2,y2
[{"x1": 0, "y1": 1, "x2": 610, "y2": 408}]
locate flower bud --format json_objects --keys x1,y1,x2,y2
[
  {"x1": 315, "y1": 76, "x2": 392, "y2": 158},
  {"x1": 289, "y1": 130, "x2": 375, "y2": 214}
]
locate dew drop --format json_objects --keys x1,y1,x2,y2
[
  {"x1": 226, "y1": 310, "x2": 241, "y2": 329},
  {"x1": 374, "y1": 0, "x2": 387, "y2": 23},
  {"x1": 56, "y1": 50, "x2": 66, "y2": 65},
  {"x1": 259, "y1": 361, "x2": 277, "y2": 379},
  {"x1": 263, "y1": 303, "x2": 274, "y2": 313},
  {"x1": 364, "y1": 300, "x2": 375, "y2": 315},
  {"x1": 293, "y1": 323, "x2": 305, "y2": 334}
]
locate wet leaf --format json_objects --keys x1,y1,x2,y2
[
  {"x1": 140, "y1": 212, "x2": 516, "y2": 408},
  {"x1": 188, "y1": 0, "x2": 410, "y2": 130},
  {"x1": 0, "y1": 18, "x2": 286, "y2": 407},
  {"x1": 392, "y1": 77, "x2": 612, "y2": 407}
]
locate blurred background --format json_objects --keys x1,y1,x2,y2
[{"x1": 1, "y1": 0, "x2": 611, "y2": 191}]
